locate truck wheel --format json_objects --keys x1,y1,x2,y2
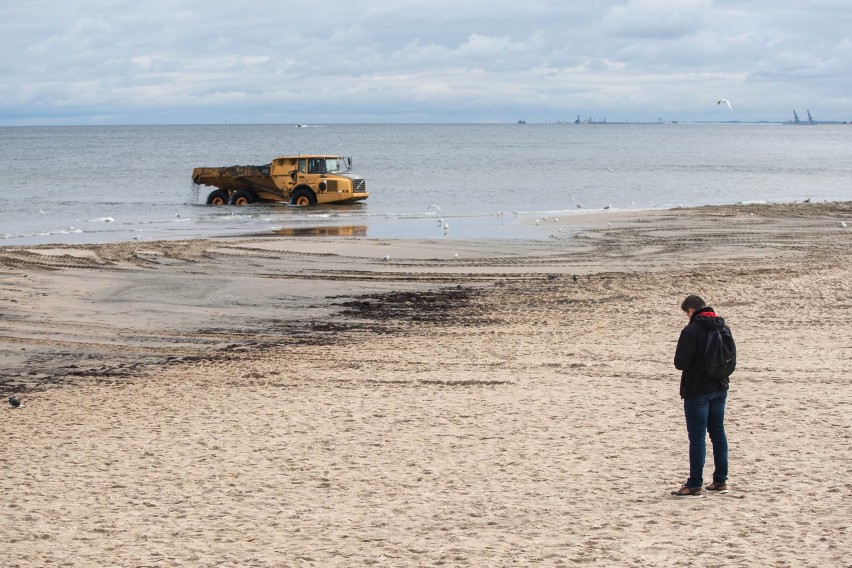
[
  {"x1": 229, "y1": 189, "x2": 255, "y2": 206},
  {"x1": 206, "y1": 190, "x2": 229, "y2": 205},
  {"x1": 290, "y1": 188, "x2": 317, "y2": 206}
]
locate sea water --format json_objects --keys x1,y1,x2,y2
[{"x1": 1, "y1": 123, "x2": 850, "y2": 245}]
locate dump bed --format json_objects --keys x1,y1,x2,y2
[{"x1": 191, "y1": 164, "x2": 281, "y2": 194}]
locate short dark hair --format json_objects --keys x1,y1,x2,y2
[{"x1": 681, "y1": 295, "x2": 706, "y2": 312}]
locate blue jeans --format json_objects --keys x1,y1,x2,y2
[{"x1": 683, "y1": 390, "x2": 728, "y2": 488}]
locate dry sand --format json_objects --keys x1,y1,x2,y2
[{"x1": 2, "y1": 202, "x2": 851, "y2": 567}]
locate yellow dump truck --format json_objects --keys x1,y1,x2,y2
[{"x1": 192, "y1": 155, "x2": 368, "y2": 206}]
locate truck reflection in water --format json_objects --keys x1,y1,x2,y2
[{"x1": 270, "y1": 225, "x2": 368, "y2": 237}]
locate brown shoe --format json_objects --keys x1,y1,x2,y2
[
  {"x1": 671, "y1": 484, "x2": 704, "y2": 498},
  {"x1": 705, "y1": 482, "x2": 729, "y2": 494}
]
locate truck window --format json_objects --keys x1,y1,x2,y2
[
  {"x1": 298, "y1": 159, "x2": 307, "y2": 174},
  {"x1": 308, "y1": 158, "x2": 327, "y2": 174}
]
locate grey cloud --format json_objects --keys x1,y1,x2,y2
[
  {"x1": 601, "y1": 0, "x2": 712, "y2": 40},
  {"x1": 1, "y1": 1, "x2": 850, "y2": 124}
]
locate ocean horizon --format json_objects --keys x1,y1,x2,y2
[{"x1": 2, "y1": 123, "x2": 850, "y2": 246}]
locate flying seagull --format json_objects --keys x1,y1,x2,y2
[{"x1": 717, "y1": 99, "x2": 733, "y2": 111}]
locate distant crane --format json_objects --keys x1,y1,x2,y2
[{"x1": 790, "y1": 109, "x2": 817, "y2": 125}]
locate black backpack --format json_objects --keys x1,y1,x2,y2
[{"x1": 703, "y1": 323, "x2": 737, "y2": 380}]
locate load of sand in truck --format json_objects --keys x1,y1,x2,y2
[{"x1": 192, "y1": 155, "x2": 368, "y2": 206}]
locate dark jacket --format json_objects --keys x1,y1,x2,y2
[{"x1": 674, "y1": 306, "x2": 731, "y2": 399}]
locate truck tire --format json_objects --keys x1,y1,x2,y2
[
  {"x1": 290, "y1": 188, "x2": 317, "y2": 206},
  {"x1": 229, "y1": 189, "x2": 255, "y2": 206},
  {"x1": 206, "y1": 190, "x2": 229, "y2": 205}
]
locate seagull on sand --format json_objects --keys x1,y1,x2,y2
[{"x1": 717, "y1": 99, "x2": 733, "y2": 111}]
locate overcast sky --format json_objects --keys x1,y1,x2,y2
[{"x1": 2, "y1": 0, "x2": 850, "y2": 125}]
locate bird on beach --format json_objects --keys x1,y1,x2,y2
[
  {"x1": 9, "y1": 396, "x2": 22, "y2": 408},
  {"x1": 717, "y1": 99, "x2": 733, "y2": 111}
]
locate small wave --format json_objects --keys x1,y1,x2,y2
[
  {"x1": 59, "y1": 227, "x2": 84, "y2": 235},
  {"x1": 208, "y1": 214, "x2": 255, "y2": 221},
  {"x1": 87, "y1": 216, "x2": 115, "y2": 223},
  {"x1": 0, "y1": 227, "x2": 85, "y2": 240},
  {"x1": 130, "y1": 217, "x2": 197, "y2": 225}
]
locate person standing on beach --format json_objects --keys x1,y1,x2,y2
[{"x1": 671, "y1": 295, "x2": 731, "y2": 498}]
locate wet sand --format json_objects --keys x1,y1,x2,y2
[{"x1": 2, "y1": 202, "x2": 851, "y2": 567}]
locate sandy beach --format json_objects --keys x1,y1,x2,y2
[{"x1": 2, "y1": 202, "x2": 851, "y2": 567}]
